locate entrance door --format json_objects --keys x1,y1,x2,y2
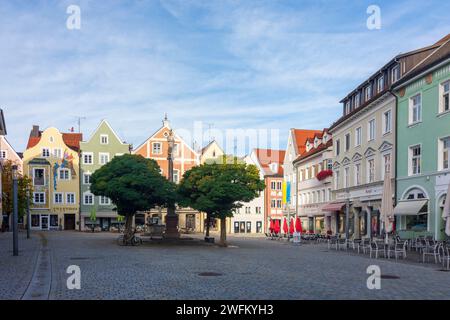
[
  {"x1": 41, "y1": 215, "x2": 49, "y2": 230},
  {"x1": 64, "y1": 214, "x2": 76, "y2": 230},
  {"x1": 186, "y1": 214, "x2": 195, "y2": 230}
]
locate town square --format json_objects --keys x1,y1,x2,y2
[{"x1": 1, "y1": 0, "x2": 450, "y2": 303}]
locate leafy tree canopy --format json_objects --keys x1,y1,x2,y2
[{"x1": 2, "y1": 160, "x2": 33, "y2": 218}]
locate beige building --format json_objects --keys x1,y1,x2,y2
[{"x1": 200, "y1": 140, "x2": 224, "y2": 164}]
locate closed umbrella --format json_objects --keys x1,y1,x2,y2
[
  {"x1": 380, "y1": 172, "x2": 394, "y2": 243},
  {"x1": 283, "y1": 218, "x2": 288, "y2": 234},
  {"x1": 274, "y1": 220, "x2": 280, "y2": 234},
  {"x1": 289, "y1": 218, "x2": 294, "y2": 235},
  {"x1": 269, "y1": 219, "x2": 274, "y2": 233},
  {"x1": 295, "y1": 216, "x2": 303, "y2": 233},
  {"x1": 442, "y1": 181, "x2": 450, "y2": 237}
]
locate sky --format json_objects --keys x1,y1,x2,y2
[{"x1": 1, "y1": 0, "x2": 450, "y2": 155}]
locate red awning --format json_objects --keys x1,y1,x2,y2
[{"x1": 322, "y1": 202, "x2": 346, "y2": 212}]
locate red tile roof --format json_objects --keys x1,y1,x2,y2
[
  {"x1": 26, "y1": 130, "x2": 82, "y2": 152},
  {"x1": 254, "y1": 148, "x2": 286, "y2": 176},
  {"x1": 292, "y1": 129, "x2": 323, "y2": 155},
  {"x1": 294, "y1": 139, "x2": 333, "y2": 163}
]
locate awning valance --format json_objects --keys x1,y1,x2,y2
[
  {"x1": 393, "y1": 199, "x2": 428, "y2": 216},
  {"x1": 322, "y1": 202, "x2": 346, "y2": 212}
]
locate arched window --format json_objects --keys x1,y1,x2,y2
[
  {"x1": 404, "y1": 187, "x2": 428, "y2": 200},
  {"x1": 402, "y1": 187, "x2": 428, "y2": 231}
]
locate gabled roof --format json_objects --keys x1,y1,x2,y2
[
  {"x1": 82, "y1": 119, "x2": 128, "y2": 146},
  {"x1": 26, "y1": 127, "x2": 83, "y2": 152},
  {"x1": 291, "y1": 129, "x2": 323, "y2": 155},
  {"x1": 201, "y1": 140, "x2": 224, "y2": 155},
  {"x1": 254, "y1": 148, "x2": 285, "y2": 176},
  {"x1": 294, "y1": 139, "x2": 332, "y2": 164}
]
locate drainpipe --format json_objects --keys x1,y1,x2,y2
[{"x1": 389, "y1": 88, "x2": 399, "y2": 233}]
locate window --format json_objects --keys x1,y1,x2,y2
[
  {"x1": 368, "y1": 119, "x2": 375, "y2": 141},
  {"x1": 383, "y1": 153, "x2": 391, "y2": 178},
  {"x1": 409, "y1": 94, "x2": 422, "y2": 124},
  {"x1": 84, "y1": 193, "x2": 94, "y2": 205},
  {"x1": 0, "y1": 150, "x2": 6, "y2": 159},
  {"x1": 355, "y1": 127, "x2": 362, "y2": 147},
  {"x1": 256, "y1": 221, "x2": 262, "y2": 233},
  {"x1": 335, "y1": 139, "x2": 340, "y2": 156},
  {"x1": 276, "y1": 181, "x2": 282, "y2": 190},
  {"x1": 441, "y1": 80, "x2": 450, "y2": 113},
  {"x1": 255, "y1": 207, "x2": 262, "y2": 214},
  {"x1": 59, "y1": 169, "x2": 70, "y2": 180},
  {"x1": 345, "y1": 133, "x2": 350, "y2": 151},
  {"x1": 271, "y1": 200, "x2": 276, "y2": 208},
  {"x1": 173, "y1": 169, "x2": 179, "y2": 183},
  {"x1": 383, "y1": 110, "x2": 392, "y2": 134},
  {"x1": 327, "y1": 159, "x2": 332, "y2": 170},
  {"x1": 440, "y1": 137, "x2": 450, "y2": 170},
  {"x1": 335, "y1": 170, "x2": 340, "y2": 190},
  {"x1": 344, "y1": 167, "x2": 350, "y2": 188},
  {"x1": 83, "y1": 173, "x2": 91, "y2": 185},
  {"x1": 391, "y1": 65, "x2": 400, "y2": 83},
  {"x1": 83, "y1": 153, "x2": 93, "y2": 165},
  {"x1": 99, "y1": 153, "x2": 110, "y2": 165},
  {"x1": 53, "y1": 148, "x2": 62, "y2": 158},
  {"x1": 271, "y1": 181, "x2": 276, "y2": 189},
  {"x1": 54, "y1": 193, "x2": 63, "y2": 204},
  {"x1": 66, "y1": 193, "x2": 75, "y2": 204},
  {"x1": 410, "y1": 145, "x2": 421, "y2": 175},
  {"x1": 99, "y1": 196, "x2": 111, "y2": 205},
  {"x1": 173, "y1": 144, "x2": 179, "y2": 156},
  {"x1": 246, "y1": 222, "x2": 251, "y2": 233},
  {"x1": 152, "y1": 143, "x2": 162, "y2": 154},
  {"x1": 33, "y1": 168, "x2": 45, "y2": 186},
  {"x1": 31, "y1": 215, "x2": 40, "y2": 227},
  {"x1": 367, "y1": 159, "x2": 375, "y2": 183},
  {"x1": 50, "y1": 215, "x2": 58, "y2": 227},
  {"x1": 365, "y1": 85, "x2": 372, "y2": 101},
  {"x1": 100, "y1": 134, "x2": 109, "y2": 144},
  {"x1": 354, "y1": 93, "x2": 360, "y2": 108},
  {"x1": 245, "y1": 207, "x2": 251, "y2": 214},
  {"x1": 42, "y1": 148, "x2": 50, "y2": 157},
  {"x1": 276, "y1": 200, "x2": 282, "y2": 208},
  {"x1": 354, "y1": 163, "x2": 361, "y2": 186},
  {"x1": 33, "y1": 192, "x2": 45, "y2": 204},
  {"x1": 344, "y1": 102, "x2": 351, "y2": 115},
  {"x1": 234, "y1": 222, "x2": 239, "y2": 233},
  {"x1": 377, "y1": 75, "x2": 385, "y2": 93}
]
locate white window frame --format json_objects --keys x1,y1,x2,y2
[
  {"x1": 66, "y1": 193, "x2": 76, "y2": 205},
  {"x1": 354, "y1": 163, "x2": 361, "y2": 186},
  {"x1": 83, "y1": 152, "x2": 94, "y2": 165},
  {"x1": 344, "y1": 167, "x2": 350, "y2": 188},
  {"x1": 33, "y1": 192, "x2": 45, "y2": 205},
  {"x1": 391, "y1": 65, "x2": 400, "y2": 83},
  {"x1": 100, "y1": 134, "x2": 109, "y2": 145},
  {"x1": 83, "y1": 192, "x2": 94, "y2": 205},
  {"x1": 173, "y1": 169, "x2": 180, "y2": 184},
  {"x1": 408, "y1": 144, "x2": 422, "y2": 176},
  {"x1": 381, "y1": 152, "x2": 392, "y2": 180},
  {"x1": 438, "y1": 136, "x2": 450, "y2": 171},
  {"x1": 58, "y1": 168, "x2": 71, "y2": 180},
  {"x1": 440, "y1": 79, "x2": 450, "y2": 114},
  {"x1": 355, "y1": 127, "x2": 362, "y2": 147},
  {"x1": 335, "y1": 139, "x2": 340, "y2": 156},
  {"x1": 99, "y1": 152, "x2": 110, "y2": 165},
  {"x1": 409, "y1": 93, "x2": 422, "y2": 125},
  {"x1": 0, "y1": 150, "x2": 7, "y2": 159},
  {"x1": 354, "y1": 93, "x2": 360, "y2": 108},
  {"x1": 367, "y1": 158, "x2": 375, "y2": 183},
  {"x1": 152, "y1": 142, "x2": 162, "y2": 155},
  {"x1": 345, "y1": 133, "x2": 351, "y2": 151},
  {"x1": 99, "y1": 196, "x2": 111, "y2": 206},
  {"x1": 83, "y1": 172, "x2": 92, "y2": 185},
  {"x1": 365, "y1": 85, "x2": 372, "y2": 102},
  {"x1": 52, "y1": 148, "x2": 62, "y2": 158},
  {"x1": 33, "y1": 168, "x2": 46, "y2": 186},
  {"x1": 368, "y1": 119, "x2": 376, "y2": 141},
  {"x1": 53, "y1": 192, "x2": 64, "y2": 204},
  {"x1": 335, "y1": 170, "x2": 340, "y2": 190},
  {"x1": 383, "y1": 109, "x2": 392, "y2": 134},
  {"x1": 377, "y1": 75, "x2": 385, "y2": 93},
  {"x1": 42, "y1": 148, "x2": 50, "y2": 158}
]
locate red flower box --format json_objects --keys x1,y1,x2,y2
[{"x1": 316, "y1": 169, "x2": 333, "y2": 181}]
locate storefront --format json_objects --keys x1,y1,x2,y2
[{"x1": 30, "y1": 211, "x2": 60, "y2": 230}]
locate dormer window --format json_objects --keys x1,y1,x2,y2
[
  {"x1": 365, "y1": 85, "x2": 372, "y2": 101},
  {"x1": 344, "y1": 101, "x2": 351, "y2": 115},
  {"x1": 354, "y1": 93, "x2": 360, "y2": 108},
  {"x1": 100, "y1": 134, "x2": 109, "y2": 145},
  {"x1": 391, "y1": 65, "x2": 400, "y2": 83},
  {"x1": 377, "y1": 75, "x2": 385, "y2": 93}
]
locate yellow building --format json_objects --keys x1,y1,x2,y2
[{"x1": 23, "y1": 126, "x2": 82, "y2": 230}]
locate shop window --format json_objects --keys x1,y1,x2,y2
[
  {"x1": 246, "y1": 222, "x2": 251, "y2": 233},
  {"x1": 256, "y1": 221, "x2": 262, "y2": 233},
  {"x1": 234, "y1": 222, "x2": 239, "y2": 233},
  {"x1": 31, "y1": 215, "x2": 40, "y2": 227},
  {"x1": 50, "y1": 215, "x2": 58, "y2": 227}
]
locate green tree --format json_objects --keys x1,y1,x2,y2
[
  {"x1": 178, "y1": 161, "x2": 265, "y2": 246},
  {"x1": 2, "y1": 160, "x2": 33, "y2": 220},
  {"x1": 90, "y1": 154, "x2": 176, "y2": 242}
]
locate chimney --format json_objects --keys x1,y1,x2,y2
[{"x1": 31, "y1": 125, "x2": 40, "y2": 137}]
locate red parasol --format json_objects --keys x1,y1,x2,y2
[
  {"x1": 274, "y1": 219, "x2": 280, "y2": 234},
  {"x1": 283, "y1": 218, "x2": 288, "y2": 234},
  {"x1": 295, "y1": 216, "x2": 303, "y2": 233},
  {"x1": 289, "y1": 218, "x2": 294, "y2": 235},
  {"x1": 269, "y1": 220, "x2": 274, "y2": 233}
]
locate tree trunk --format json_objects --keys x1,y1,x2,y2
[
  {"x1": 219, "y1": 217, "x2": 227, "y2": 247},
  {"x1": 124, "y1": 214, "x2": 133, "y2": 242},
  {"x1": 205, "y1": 214, "x2": 210, "y2": 237}
]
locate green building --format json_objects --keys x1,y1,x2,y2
[
  {"x1": 393, "y1": 38, "x2": 450, "y2": 240},
  {"x1": 80, "y1": 120, "x2": 130, "y2": 231}
]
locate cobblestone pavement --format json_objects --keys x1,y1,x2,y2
[{"x1": 1, "y1": 231, "x2": 450, "y2": 299}]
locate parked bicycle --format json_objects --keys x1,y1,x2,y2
[{"x1": 117, "y1": 229, "x2": 143, "y2": 246}]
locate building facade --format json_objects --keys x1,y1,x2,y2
[
  {"x1": 23, "y1": 126, "x2": 82, "y2": 230},
  {"x1": 294, "y1": 129, "x2": 334, "y2": 234},
  {"x1": 328, "y1": 38, "x2": 444, "y2": 239},
  {"x1": 80, "y1": 120, "x2": 131, "y2": 231},
  {"x1": 200, "y1": 140, "x2": 224, "y2": 164},
  {"x1": 393, "y1": 38, "x2": 450, "y2": 240},
  {"x1": 133, "y1": 116, "x2": 203, "y2": 232}
]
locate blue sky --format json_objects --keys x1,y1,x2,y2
[{"x1": 1, "y1": 0, "x2": 450, "y2": 154}]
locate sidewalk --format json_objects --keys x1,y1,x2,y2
[{"x1": 0, "y1": 231, "x2": 41, "y2": 299}]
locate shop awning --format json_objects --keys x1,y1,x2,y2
[
  {"x1": 393, "y1": 199, "x2": 428, "y2": 215},
  {"x1": 322, "y1": 202, "x2": 346, "y2": 212}
]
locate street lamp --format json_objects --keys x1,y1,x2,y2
[
  {"x1": 12, "y1": 165, "x2": 19, "y2": 256},
  {"x1": 26, "y1": 186, "x2": 31, "y2": 239},
  {"x1": 164, "y1": 129, "x2": 180, "y2": 239}
]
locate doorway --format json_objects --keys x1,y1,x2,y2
[
  {"x1": 41, "y1": 215, "x2": 49, "y2": 230},
  {"x1": 64, "y1": 214, "x2": 76, "y2": 230}
]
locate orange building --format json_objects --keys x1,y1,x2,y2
[
  {"x1": 133, "y1": 116, "x2": 203, "y2": 231},
  {"x1": 249, "y1": 148, "x2": 286, "y2": 232}
]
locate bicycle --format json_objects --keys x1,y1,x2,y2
[{"x1": 117, "y1": 230, "x2": 143, "y2": 246}]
